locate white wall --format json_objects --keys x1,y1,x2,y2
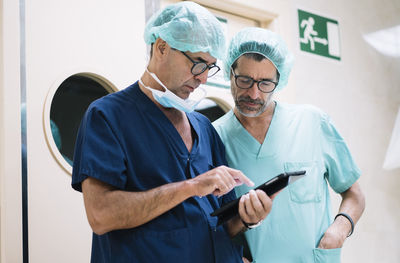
[
  {"x1": 0, "y1": 1, "x2": 3, "y2": 260},
  {"x1": 0, "y1": 0, "x2": 23, "y2": 262}
]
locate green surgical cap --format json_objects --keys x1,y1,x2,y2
[
  {"x1": 144, "y1": 1, "x2": 226, "y2": 60},
  {"x1": 225, "y1": 27, "x2": 294, "y2": 91}
]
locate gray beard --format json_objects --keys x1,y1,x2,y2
[{"x1": 235, "y1": 94, "x2": 274, "y2": 117}]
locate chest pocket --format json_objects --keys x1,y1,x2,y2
[{"x1": 284, "y1": 161, "x2": 323, "y2": 203}]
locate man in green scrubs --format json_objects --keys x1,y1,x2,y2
[{"x1": 213, "y1": 27, "x2": 365, "y2": 263}]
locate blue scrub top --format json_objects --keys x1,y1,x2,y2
[
  {"x1": 72, "y1": 82, "x2": 242, "y2": 263},
  {"x1": 213, "y1": 103, "x2": 361, "y2": 263}
]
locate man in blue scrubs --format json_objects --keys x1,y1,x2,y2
[
  {"x1": 213, "y1": 28, "x2": 366, "y2": 262},
  {"x1": 72, "y1": 3, "x2": 274, "y2": 263}
]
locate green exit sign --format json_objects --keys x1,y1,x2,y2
[{"x1": 298, "y1": 9, "x2": 341, "y2": 61}]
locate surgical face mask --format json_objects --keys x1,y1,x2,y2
[{"x1": 139, "y1": 69, "x2": 206, "y2": 113}]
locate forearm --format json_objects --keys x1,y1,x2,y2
[
  {"x1": 318, "y1": 181, "x2": 365, "y2": 248},
  {"x1": 82, "y1": 165, "x2": 254, "y2": 235},
  {"x1": 83, "y1": 177, "x2": 194, "y2": 235},
  {"x1": 337, "y1": 181, "x2": 365, "y2": 226}
]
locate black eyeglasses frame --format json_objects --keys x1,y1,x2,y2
[
  {"x1": 231, "y1": 68, "x2": 278, "y2": 93},
  {"x1": 173, "y1": 48, "x2": 220, "y2": 77}
]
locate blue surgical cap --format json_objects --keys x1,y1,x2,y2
[
  {"x1": 144, "y1": 1, "x2": 226, "y2": 60},
  {"x1": 225, "y1": 27, "x2": 294, "y2": 91}
]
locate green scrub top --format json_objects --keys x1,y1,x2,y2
[{"x1": 213, "y1": 102, "x2": 361, "y2": 263}]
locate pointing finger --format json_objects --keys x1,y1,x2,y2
[{"x1": 227, "y1": 168, "x2": 254, "y2": 187}]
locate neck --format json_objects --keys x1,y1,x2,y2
[
  {"x1": 138, "y1": 72, "x2": 182, "y2": 115},
  {"x1": 140, "y1": 67, "x2": 165, "y2": 89},
  {"x1": 234, "y1": 101, "x2": 276, "y2": 144},
  {"x1": 234, "y1": 101, "x2": 276, "y2": 126},
  {"x1": 138, "y1": 72, "x2": 155, "y2": 98}
]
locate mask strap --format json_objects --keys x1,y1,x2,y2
[
  {"x1": 145, "y1": 68, "x2": 168, "y2": 92},
  {"x1": 138, "y1": 78, "x2": 146, "y2": 88}
]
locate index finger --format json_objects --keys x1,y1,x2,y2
[{"x1": 226, "y1": 167, "x2": 254, "y2": 187}]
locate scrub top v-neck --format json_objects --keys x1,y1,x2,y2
[
  {"x1": 72, "y1": 82, "x2": 242, "y2": 263},
  {"x1": 229, "y1": 103, "x2": 279, "y2": 160}
]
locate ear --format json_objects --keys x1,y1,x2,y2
[{"x1": 152, "y1": 38, "x2": 171, "y2": 59}]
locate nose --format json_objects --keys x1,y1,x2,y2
[
  {"x1": 194, "y1": 70, "x2": 208, "y2": 84},
  {"x1": 246, "y1": 82, "x2": 260, "y2": 99}
]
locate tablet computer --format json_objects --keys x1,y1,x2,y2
[{"x1": 210, "y1": 170, "x2": 306, "y2": 225}]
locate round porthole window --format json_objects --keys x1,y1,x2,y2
[{"x1": 43, "y1": 73, "x2": 118, "y2": 174}]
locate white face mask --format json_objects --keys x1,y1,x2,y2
[{"x1": 139, "y1": 69, "x2": 206, "y2": 113}]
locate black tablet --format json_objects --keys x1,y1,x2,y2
[{"x1": 210, "y1": 170, "x2": 306, "y2": 225}]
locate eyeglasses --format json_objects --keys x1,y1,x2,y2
[
  {"x1": 231, "y1": 68, "x2": 278, "y2": 93},
  {"x1": 175, "y1": 49, "x2": 220, "y2": 77}
]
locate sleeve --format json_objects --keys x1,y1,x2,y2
[
  {"x1": 320, "y1": 114, "x2": 361, "y2": 194},
  {"x1": 71, "y1": 105, "x2": 127, "y2": 192}
]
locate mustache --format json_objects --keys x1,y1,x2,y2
[{"x1": 237, "y1": 96, "x2": 264, "y2": 105}]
